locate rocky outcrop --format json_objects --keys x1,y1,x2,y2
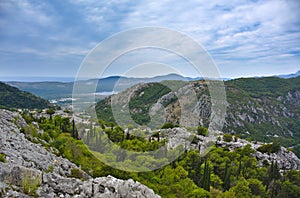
[
  {"x1": 35, "y1": 173, "x2": 159, "y2": 198},
  {"x1": 160, "y1": 127, "x2": 300, "y2": 170},
  {"x1": 0, "y1": 109, "x2": 160, "y2": 198},
  {"x1": 216, "y1": 139, "x2": 300, "y2": 170}
]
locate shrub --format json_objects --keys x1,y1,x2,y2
[
  {"x1": 69, "y1": 168, "x2": 86, "y2": 180},
  {"x1": 23, "y1": 125, "x2": 39, "y2": 138},
  {"x1": 22, "y1": 172, "x2": 41, "y2": 197},
  {"x1": 190, "y1": 135, "x2": 199, "y2": 144},
  {"x1": 257, "y1": 141, "x2": 281, "y2": 153},
  {"x1": 223, "y1": 134, "x2": 233, "y2": 142},
  {"x1": 262, "y1": 159, "x2": 270, "y2": 167},
  {"x1": 45, "y1": 165, "x2": 54, "y2": 173},
  {"x1": 234, "y1": 135, "x2": 239, "y2": 142},
  {"x1": 161, "y1": 122, "x2": 175, "y2": 129},
  {"x1": 41, "y1": 132, "x2": 51, "y2": 142},
  {"x1": 197, "y1": 126, "x2": 208, "y2": 136},
  {"x1": 0, "y1": 153, "x2": 6, "y2": 163}
]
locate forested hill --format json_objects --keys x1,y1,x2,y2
[
  {"x1": 0, "y1": 81, "x2": 51, "y2": 109},
  {"x1": 95, "y1": 76, "x2": 300, "y2": 156}
]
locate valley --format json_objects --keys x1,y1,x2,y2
[{"x1": 1, "y1": 74, "x2": 300, "y2": 197}]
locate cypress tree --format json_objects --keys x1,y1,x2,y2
[
  {"x1": 273, "y1": 161, "x2": 281, "y2": 180},
  {"x1": 237, "y1": 160, "x2": 242, "y2": 179},
  {"x1": 86, "y1": 130, "x2": 90, "y2": 145},
  {"x1": 223, "y1": 161, "x2": 231, "y2": 191},
  {"x1": 72, "y1": 118, "x2": 75, "y2": 138},
  {"x1": 201, "y1": 160, "x2": 211, "y2": 191},
  {"x1": 95, "y1": 133, "x2": 99, "y2": 152}
]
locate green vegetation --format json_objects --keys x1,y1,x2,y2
[
  {"x1": 223, "y1": 134, "x2": 232, "y2": 142},
  {"x1": 0, "y1": 81, "x2": 51, "y2": 109},
  {"x1": 20, "y1": 113, "x2": 300, "y2": 198},
  {"x1": 22, "y1": 172, "x2": 40, "y2": 197},
  {"x1": 128, "y1": 83, "x2": 174, "y2": 125},
  {"x1": 96, "y1": 77, "x2": 300, "y2": 157},
  {"x1": 257, "y1": 141, "x2": 281, "y2": 154},
  {"x1": 95, "y1": 82, "x2": 178, "y2": 125},
  {"x1": 197, "y1": 126, "x2": 208, "y2": 136},
  {"x1": 69, "y1": 168, "x2": 86, "y2": 180},
  {"x1": 0, "y1": 153, "x2": 6, "y2": 163},
  {"x1": 45, "y1": 165, "x2": 54, "y2": 173},
  {"x1": 224, "y1": 77, "x2": 300, "y2": 156},
  {"x1": 226, "y1": 76, "x2": 300, "y2": 98},
  {"x1": 161, "y1": 122, "x2": 178, "y2": 129}
]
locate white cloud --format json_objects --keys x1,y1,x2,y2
[
  {"x1": 0, "y1": 0, "x2": 57, "y2": 28},
  {"x1": 1, "y1": 0, "x2": 299, "y2": 78}
]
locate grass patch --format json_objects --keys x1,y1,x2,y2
[
  {"x1": 22, "y1": 172, "x2": 41, "y2": 197},
  {"x1": 0, "y1": 153, "x2": 6, "y2": 162}
]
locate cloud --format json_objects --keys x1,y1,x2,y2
[
  {"x1": 114, "y1": 0, "x2": 300, "y2": 77},
  {"x1": 0, "y1": 0, "x2": 57, "y2": 34},
  {"x1": 0, "y1": 0, "x2": 299, "y2": 78}
]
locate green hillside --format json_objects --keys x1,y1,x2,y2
[
  {"x1": 95, "y1": 77, "x2": 300, "y2": 156},
  {"x1": 0, "y1": 81, "x2": 52, "y2": 109},
  {"x1": 20, "y1": 111, "x2": 300, "y2": 198}
]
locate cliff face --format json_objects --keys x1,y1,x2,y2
[{"x1": 0, "y1": 109, "x2": 160, "y2": 198}]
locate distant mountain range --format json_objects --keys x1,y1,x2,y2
[
  {"x1": 5, "y1": 70, "x2": 300, "y2": 101},
  {"x1": 276, "y1": 70, "x2": 300, "y2": 79},
  {"x1": 0, "y1": 81, "x2": 52, "y2": 109},
  {"x1": 6, "y1": 74, "x2": 200, "y2": 100},
  {"x1": 1, "y1": 71, "x2": 300, "y2": 157}
]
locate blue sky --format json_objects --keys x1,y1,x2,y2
[{"x1": 0, "y1": 0, "x2": 300, "y2": 80}]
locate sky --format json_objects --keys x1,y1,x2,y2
[{"x1": 0, "y1": 0, "x2": 300, "y2": 80}]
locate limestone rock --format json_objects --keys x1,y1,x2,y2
[{"x1": 0, "y1": 109, "x2": 160, "y2": 198}]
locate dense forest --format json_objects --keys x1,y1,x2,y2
[
  {"x1": 20, "y1": 112, "x2": 300, "y2": 198},
  {"x1": 0, "y1": 81, "x2": 51, "y2": 109}
]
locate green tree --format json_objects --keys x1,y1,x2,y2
[
  {"x1": 217, "y1": 191, "x2": 236, "y2": 198},
  {"x1": 277, "y1": 180, "x2": 300, "y2": 198},
  {"x1": 46, "y1": 109, "x2": 55, "y2": 118},
  {"x1": 247, "y1": 178, "x2": 267, "y2": 198},
  {"x1": 223, "y1": 161, "x2": 231, "y2": 190},
  {"x1": 201, "y1": 160, "x2": 211, "y2": 191},
  {"x1": 229, "y1": 178, "x2": 251, "y2": 198}
]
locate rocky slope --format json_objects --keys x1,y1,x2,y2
[
  {"x1": 0, "y1": 109, "x2": 160, "y2": 198},
  {"x1": 159, "y1": 127, "x2": 300, "y2": 171}
]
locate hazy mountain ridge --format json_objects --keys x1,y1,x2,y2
[
  {"x1": 6, "y1": 74, "x2": 193, "y2": 100},
  {"x1": 276, "y1": 70, "x2": 300, "y2": 79},
  {"x1": 6, "y1": 71, "x2": 299, "y2": 101}
]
